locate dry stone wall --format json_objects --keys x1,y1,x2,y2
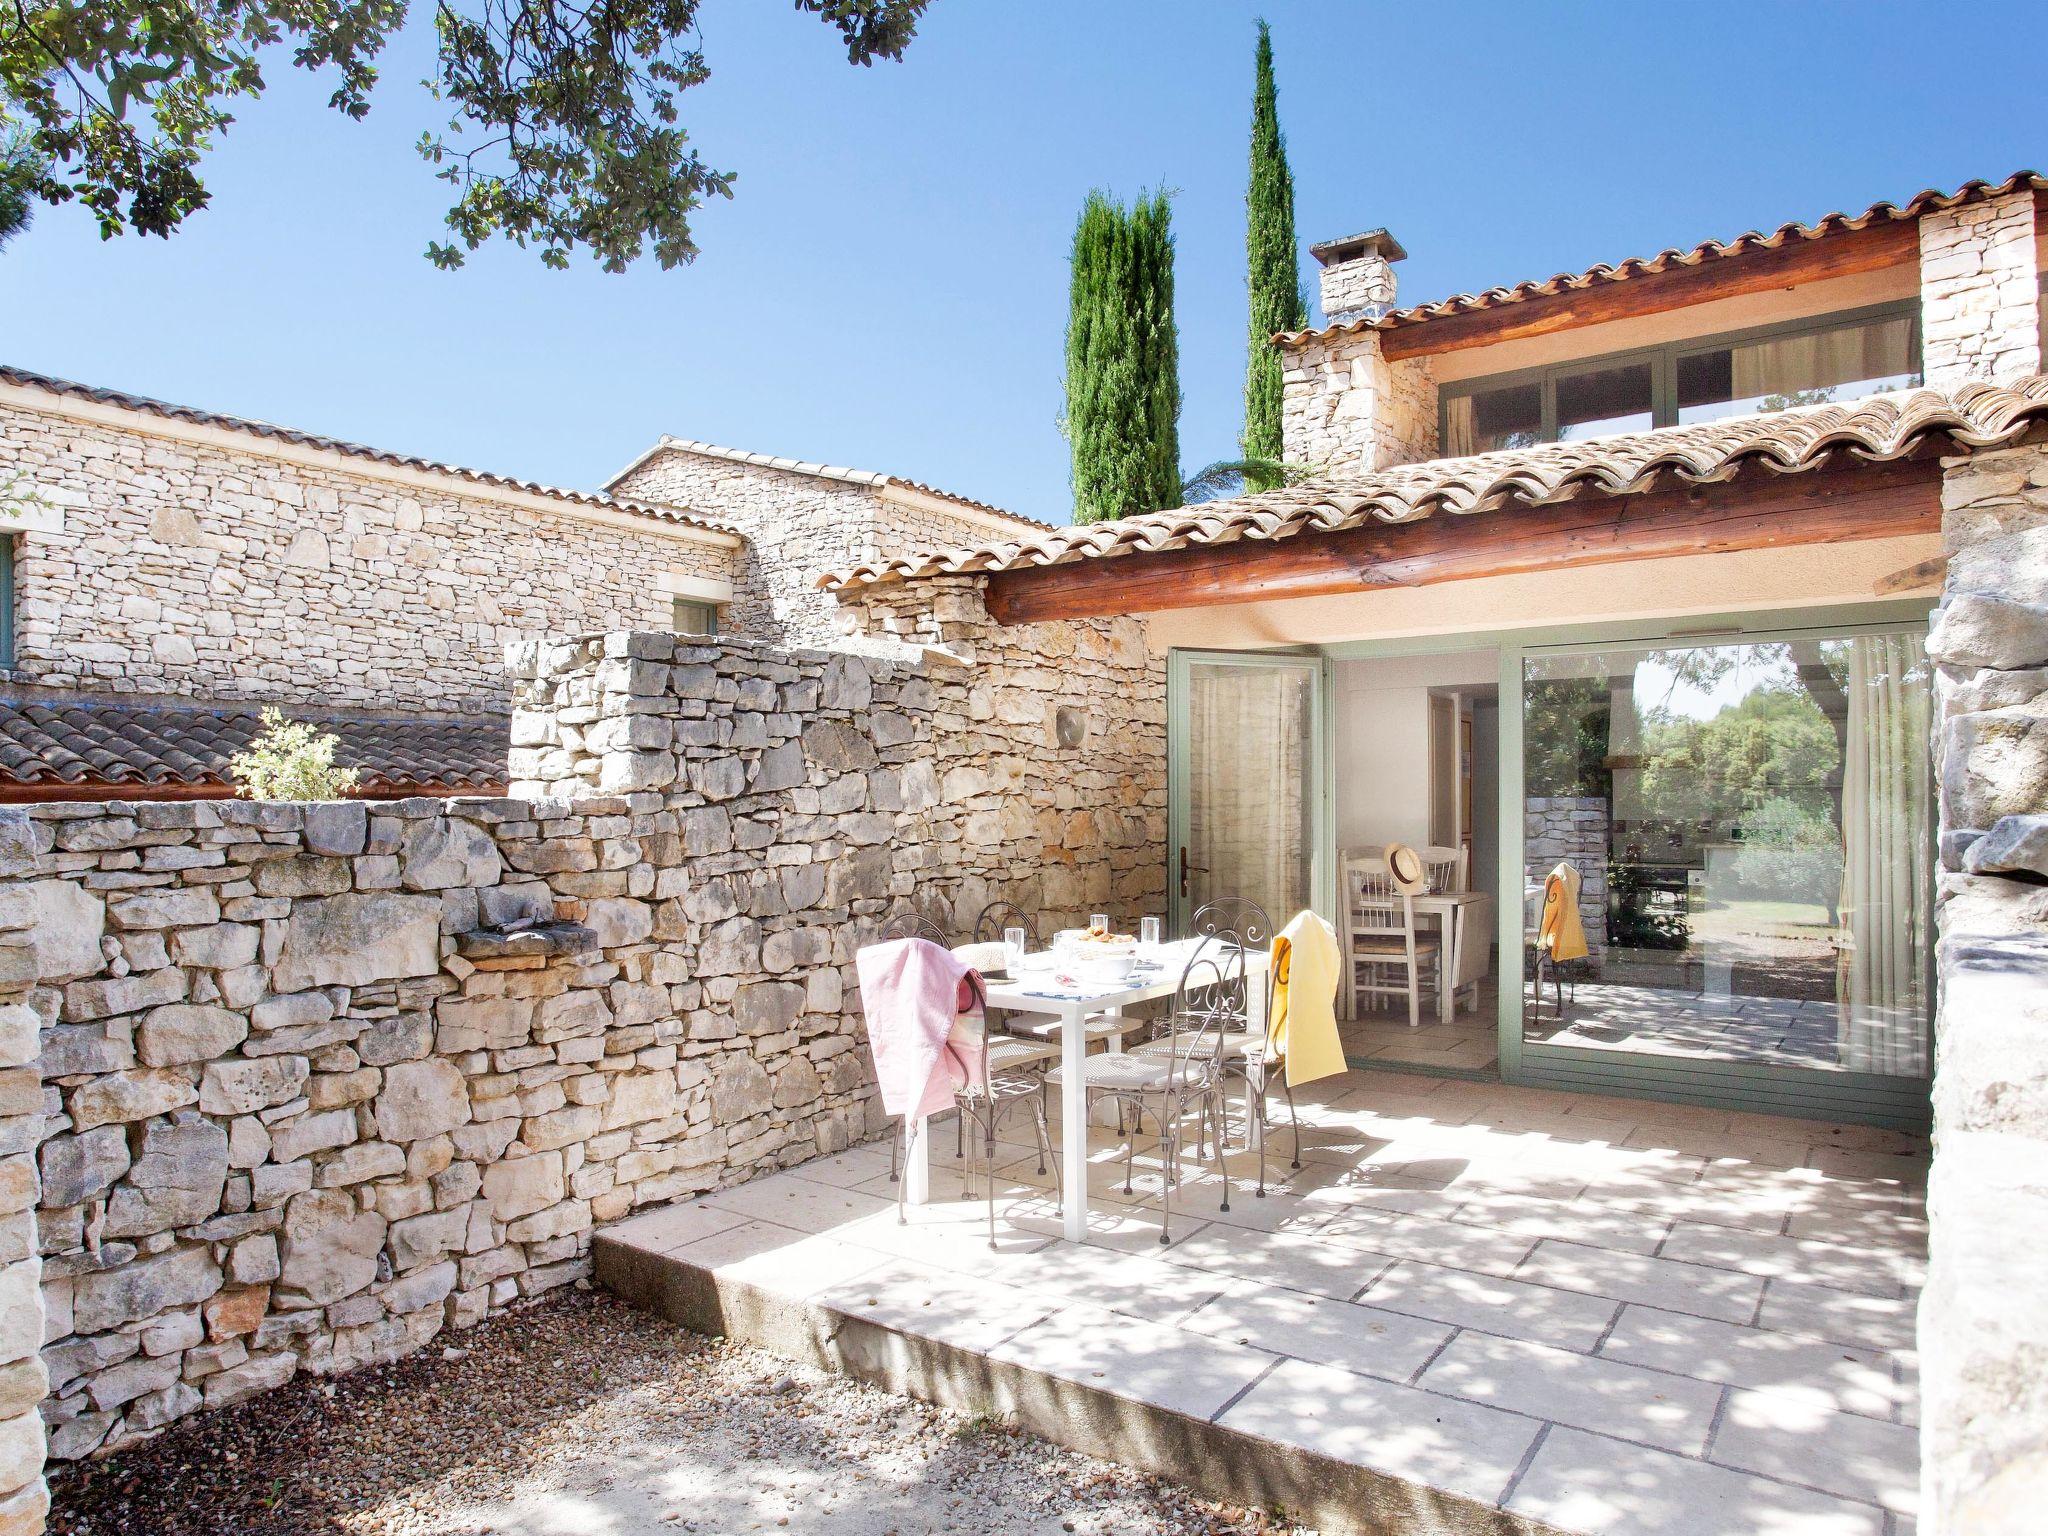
[
  {"x1": 0, "y1": 816, "x2": 52, "y2": 1534},
  {"x1": 1922, "y1": 437, "x2": 2048, "y2": 1534},
  {"x1": 21, "y1": 784, "x2": 885, "y2": 1464},
  {"x1": 608, "y1": 453, "x2": 883, "y2": 650},
  {"x1": 4, "y1": 583, "x2": 1166, "y2": 1474},
  {"x1": 835, "y1": 577, "x2": 1167, "y2": 933},
  {"x1": 0, "y1": 395, "x2": 737, "y2": 713},
  {"x1": 609, "y1": 448, "x2": 1052, "y2": 653}
]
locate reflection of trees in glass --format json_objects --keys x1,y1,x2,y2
[
  {"x1": 1524, "y1": 679, "x2": 1611, "y2": 798},
  {"x1": 1758, "y1": 385, "x2": 1839, "y2": 413},
  {"x1": 1610, "y1": 841, "x2": 1691, "y2": 950},
  {"x1": 1630, "y1": 643, "x2": 1847, "y2": 922}
]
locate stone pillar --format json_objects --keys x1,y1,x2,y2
[
  {"x1": 1279, "y1": 329, "x2": 1437, "y2": 476},
  {"x1": 0, "y1": 812, "x2": 48, "y2": 1536},
  {"x1": 1919, "y1": 190, "x2": 2041, "y2": 386},
  {"x1": 1922, "y1": 438, "x2": 2048, "y2": 1534}
]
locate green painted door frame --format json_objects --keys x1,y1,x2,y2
[
  {"x1": 1165, "y1": 648, "x2": 1333, "y2": 937},
  {"x1": 1171, "y1": 595, "x2": 1938, "y2": 1131}
]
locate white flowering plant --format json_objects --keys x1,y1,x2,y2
[{"x1": 227, "y1": 709, "x2": 362, "y2": 801}]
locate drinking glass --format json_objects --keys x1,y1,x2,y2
[
  {"x1": 1003, "y1": 926, "x2": 1026, "y2": 975},
  {"x1": 1090, "y1": 912, "x2": 1110, "y2": 935},
  {"x1": 1140, "y1": 915, "x2": 1163, "y2": 950}
]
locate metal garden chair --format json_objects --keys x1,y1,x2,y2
[{"x1": 1047, "y1": 932, "x2": 1240, "y2": 1243}]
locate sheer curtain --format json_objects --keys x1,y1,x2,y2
[
  {"x1": 1188, "y1": 664, "x2": 1312, "y2": 926},
  {"x1": 1837, "y1": 633, "x2": 1931, "y2": 1076},
  {"x1": 1729, "y1": 316, "x2": 1915, "y2": 401}
]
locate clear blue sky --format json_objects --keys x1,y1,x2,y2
[{"x1": 3, "y1": 2, "x2": 2041, "y2": 525}]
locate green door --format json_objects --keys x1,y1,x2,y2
[{"x1": 1167, "y1": 650, "x2": 1331, "y2": 937}]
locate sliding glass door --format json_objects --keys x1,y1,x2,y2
[
  {"x1": 1167, "y1": 651, "x2": 1329, "y2": 935},
  {"x1": 1506, "y1": 619, "x2": 1933, "y2": 1126}
]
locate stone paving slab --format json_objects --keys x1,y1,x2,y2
[{"x1": 595, "y1": 1068, "x2": 1924, "y2": 1536}]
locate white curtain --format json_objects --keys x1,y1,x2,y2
[
  {"x1": 1837, "y1": 633, "x2": 1931, "y2": 1076},
  {"x1": 1730, "y1": 316, "x2": 1914, "y2": 401},
  {"x1": 1188, "y1": 664, "x2": 1312, "y2": 927}
]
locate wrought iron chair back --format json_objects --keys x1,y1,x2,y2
[
  {"x1": 1155, "y1": 932, "x2": 1247, "y2": 1096},
  {"x1": 1188, "y1": 897, "x2": 1275, "y2": 954},
  {"x1": 972, "y1": 900, "x2": 1038, "y2": 947},
  {"x1": 878, "y1": 911, "x2": 948, "y2": 946}
]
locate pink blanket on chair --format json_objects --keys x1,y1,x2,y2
[{"x1": 856, "y1": 937, "x2": 987, "y2": 1121}]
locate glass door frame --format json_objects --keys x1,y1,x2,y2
[
  {"x1": 1165, "y1": 648, "x2": 1334, "y2": 937},
  {"x1": 1494, "y1": 601, "x2": 1936, "y2": 1131}
]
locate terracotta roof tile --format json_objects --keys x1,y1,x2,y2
[
  {"x1": 0, "y1": 695, "x2": 507, "y2": 794},
  {"x1": 0, "y1": 365, "x2": 738, "y2": 538},
  {"x1": 818, "y1": 378, "x2": 2048, "y2": 591},
  {"x1": 1279, "y1": 172, "x2": 2045, "y2": 346}
]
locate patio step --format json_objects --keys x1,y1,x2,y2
[{"x1": 593, "y1": 1188, "x2": 1572, "y2": 1536}]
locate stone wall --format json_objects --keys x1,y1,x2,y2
[
  {"x1": 609, "y1": 448, "x2": 1048, "y2": 653},
  {"x1": 836, "y1": 577, "x2": 1166, "y2": 932},
  {"x1": 3, "y1": 578, "x2": 1166, "y2": 1475},
  {"x1": 0, "y1": 817, "x2": 52, "y2": 1533},
  {"x1": 1921, "y1": 436, "x2": 2048, "y2": 1534},
  {"x1": 1278, "y1": 329, "x2": 1437, "y2": 477},
  {"x1": 1316, "y1": 252, "x2": 1399, "y2": 328},
  {"x1": 1918, "y1": 191, "x2": 2042, "y2": 386},
  {"x1": 0, "y1": 393, "x2": 737, "y2": 714},
  {"x1": 517, "y1": 587, "x2": 1168, "y2": 938},
  {"x1": 608, "y1": 454, "x2": 885, "y2": 650},
  {"x1": 21, "y1": 781, "x2": 886, "y2": 1464}
]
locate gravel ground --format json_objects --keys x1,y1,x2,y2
[{"x1": 50, "y1": 1288, "x2": 1316, "y2": 1536}]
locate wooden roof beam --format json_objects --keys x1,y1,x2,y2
[{"x1": 982, "y1": 455, "x2": 1942, "y2": 624}]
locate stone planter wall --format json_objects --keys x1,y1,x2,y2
[{"x1": 1922, "y1": 436, "x2": 2048, "y2": 1533}]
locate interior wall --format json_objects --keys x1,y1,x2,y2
[{"x1": 1333, "y1": 651, "x2": 1498, "y2": 862}]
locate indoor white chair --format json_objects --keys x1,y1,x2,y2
[
  {"x1": 1342, "y1": 844, "x2": 1446, "y2": 1028},
  {"x1": 1413, "y1": 843, "x2": 1469, "y2": 893}
]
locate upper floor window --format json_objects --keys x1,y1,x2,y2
[{"x1": 1441, "y1": 302, "x2": 1921, "y2": 457}]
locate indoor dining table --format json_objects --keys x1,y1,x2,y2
[{"x1": 899, "y1": 937, "x2": 1268, "y2": 1244}]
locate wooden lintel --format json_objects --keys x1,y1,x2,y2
[
  {"x1": 1373, "y1": 219, "x2": 1923, "y2": 362},
  {"x1": 982, "y1": 456, "x2": 1942, "y2": 625}
]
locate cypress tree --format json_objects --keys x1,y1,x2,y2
[
  {"x1": 1241, "y1": 19, "x2": 1304, "y2": 482},
  {"x1": 1064, "y1": 188, "x2": 1182, "y2": 523}
]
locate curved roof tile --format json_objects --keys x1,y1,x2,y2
[
  {"x1": 1278, "y1": 172, "x2": 2045, "y2": 346},
  {"x1": 819, "y1": 378, "x2": 2048, "y2": 591},
  {"x1": 0, "y1": 696, "x2": 507, "y2": 793}
]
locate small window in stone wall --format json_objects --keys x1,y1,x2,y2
[{"x1": 672, "y1": 598, "x2": 720, "y2": 636}]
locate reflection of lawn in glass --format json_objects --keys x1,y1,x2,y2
[{"x1": 1691, "y1": 897, "x2": 1837, "y2": 951}]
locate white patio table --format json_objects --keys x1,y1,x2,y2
[{"x1": 900, "y1": 938, "x2": 1268, "y2": 1244}]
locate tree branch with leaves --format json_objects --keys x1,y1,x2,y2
[{"x1": 0, "y1": 0, "x2": 930, "y2": 268}]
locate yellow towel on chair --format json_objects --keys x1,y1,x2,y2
[
  {"x1": 1269, "y1": 910, "x2": 1345, "y2": 1088},
  {"x1": 1538, "y1": 862, "x2": 1589, "y2": 963}
]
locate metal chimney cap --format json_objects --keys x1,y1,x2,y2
[{"x1": 1309, "y1": 228, "x2": 1408, "y2": 267}]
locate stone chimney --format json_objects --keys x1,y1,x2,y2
[{"x1": 1310, "y1": 229, "x2": 1408, "y2": 326}]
